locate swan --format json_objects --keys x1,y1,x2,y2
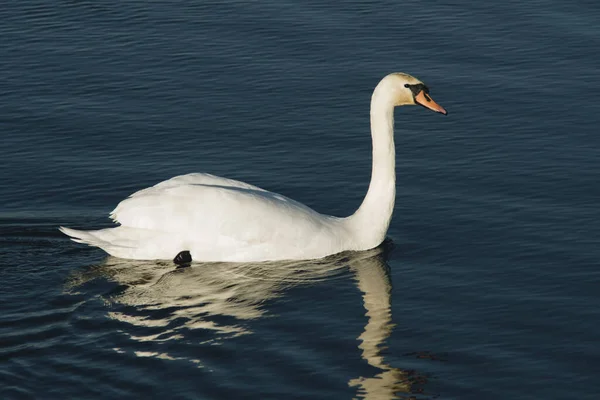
[{"x1": 60, "y1": 72, "x2": 446, "y2": 263}]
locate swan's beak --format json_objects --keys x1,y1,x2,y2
[{"x1": 415, "y1": 91, "x2": 447, "y2": 115}]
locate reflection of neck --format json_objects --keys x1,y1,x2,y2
[
  {"x1": 348, "y1": 88, "x2": 396, "y2": 250},
  {"x1": 352, "y1": 258, "x2": 393, "y2": 369},
  {"x1": 349, "y1": 253, "x2": 411, "y2": 397}
]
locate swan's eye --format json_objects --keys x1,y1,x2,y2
[{"x1": 405, "y1": 83, "x2": 428, "y2": 98}]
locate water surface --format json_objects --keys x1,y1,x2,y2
[{"x1": 2, "y1": 1, "x2": 600, "y2": 399}]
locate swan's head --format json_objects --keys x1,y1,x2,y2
[{"x1": 375, "y1": 73, "x2": 447, "y2": 115}]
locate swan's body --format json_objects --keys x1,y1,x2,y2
[
  {"x1": 60, "y1": 73, "x2": 446, "y2": 262},
  {"x1": 63, "y1": 173, "x2": 351, "y2": 262}
]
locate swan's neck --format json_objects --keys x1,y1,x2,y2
[{"x1": 347, "y1": 90, "x2": 397, "y2": 250}]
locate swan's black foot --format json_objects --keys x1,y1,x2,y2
[{"x1": 173, "y1": 250, "x2": 192, "y2": 265}]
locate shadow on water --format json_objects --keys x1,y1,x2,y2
[{"x1": 66, "y1": 242, "x2": 427, "y2": 399}]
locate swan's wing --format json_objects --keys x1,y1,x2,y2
[
  {"x1": 61, "y1": 173, "x2": 346, "y2": 261},
  {"x1": 110, "y1": 174, "x2": 335, "y2": 254}
]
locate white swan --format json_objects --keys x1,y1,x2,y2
[{"x1": 60, "y1": 73, "x2": 446, "y2": 262}]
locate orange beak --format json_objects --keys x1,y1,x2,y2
[{"x1": 415, "y1": 91, "x2": 447, "y2": 115}]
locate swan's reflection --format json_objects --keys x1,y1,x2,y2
[
  {"x1": 67, "y1": 244, "x2": 420, "y2": 399},
  {"x1": 347, "y1": 248, "x2": 415, "y2": 399}
]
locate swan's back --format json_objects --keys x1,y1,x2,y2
[{"x1": 63, "y1": 173, "x2": 350, "y2": 262}]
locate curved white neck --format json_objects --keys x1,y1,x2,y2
[{"x1": 346, "y1": 86, "x2": 397, "y2": 250}]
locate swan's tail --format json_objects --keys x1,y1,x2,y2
[
  {"x1": 59, "y1": 226, "x2": 175, "y2": 260},
  {"x1": 59, "y1": 226, "x2": 110, "y2": 247}
]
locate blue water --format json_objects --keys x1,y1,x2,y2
[{"x1": 2, "y1": 1, "x2": 600, "y2": 399}]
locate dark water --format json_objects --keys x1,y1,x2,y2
[{"x1": 2, "y1": 1, "x2": 599, "y2": 398}]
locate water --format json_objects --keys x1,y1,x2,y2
[{"x1": 2, "y1": 1, "x2": 599, "y2": 398}]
